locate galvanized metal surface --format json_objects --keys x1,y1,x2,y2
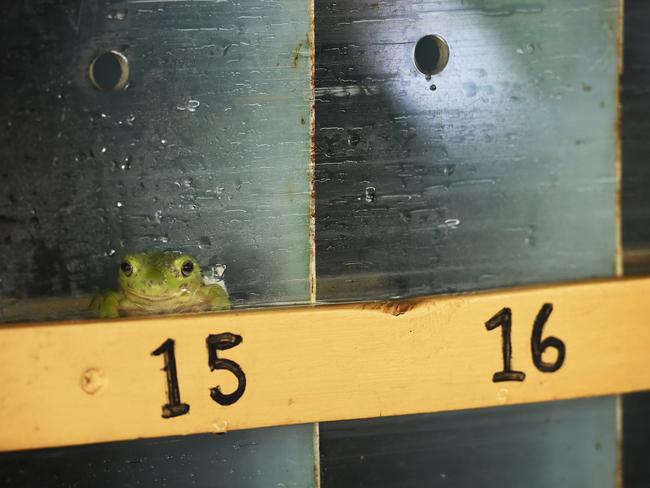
[
  {"x1": 314, "y1": 0, "x2": 619, "y2": 302},
  {"x1": 321, "y1": 398, "x2": 616, "y2": 488},
  {"x1": 0, "y1": 0, "x2": 312, "y2": 311},
  {"x1": 0, "y1": 424, "x2": 317, "y2": 488}
]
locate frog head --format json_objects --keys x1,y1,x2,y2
[{"x1": 117, "y1": 251, "x2": 203, "y2": 301}]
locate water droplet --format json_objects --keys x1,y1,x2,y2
[
  {"x1": 444, "y1": 218, "x2": 460, "y2": 229},
  {"x1": 462, "y1": 82, "x2": 478, "y2": 97},
  {"x1": 429, "y1": 84, "x2": 437, "y2": 91},
  {"x1": 443, "y1": 164, "x2": 455, "y2": 176},
  {"x1": 154, "y1": 210, "x2": 163, "y2": 224},
  {"x1": 160, "y1": 138, "x2": 167, "y2": 145},
  {"x1": 107, "y1": 9, "x2": 127, "y2": 20},
  {"x1": 116, "y1": 201, "x2": 123, "y2": 208},
  {"x1": 106, "y1": 249, "x2": 116, "y2": 256},
  {"x1": 516, "y1": 43, "x2": 536, "y2": 55},
  {"x1": 425, "y1": 75, "x2": 431, "y2": 82},
  {"x1": 101, "y1": 146, "x2": 107, "y2": 153},
  {"x1": 120, "y1": 157, "x2": 131, "y2": 170},
  {"x1": 364, "y1": 186, "x2": 376, "y2": 203},
  {"x1": 176, "y1": 99, "x2": 201, "y2": 112},
  {"x1": 347, "y1": 132, "x2": 361, "y2": 146}
]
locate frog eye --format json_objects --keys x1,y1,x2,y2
[
  {"x1": 181, "y1": 260, "x2": 194, "y2": 277},
  {"x1": 120, "y1": 261, "x2": 133, "y2": 277}
]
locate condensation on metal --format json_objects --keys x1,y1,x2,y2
[
  {"x1": 0, "y1": 0, "x2": 313, "y2": 315},
  {"x1": 314, "y1": 0, "x2": 620, "y2": 302}
]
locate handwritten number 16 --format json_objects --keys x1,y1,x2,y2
[{"x1": 485, "y1": 303, "x2": 566, "y2": 382}]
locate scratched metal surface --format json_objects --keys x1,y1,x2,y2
[
  {"x1": 314, "y1": 0, "x2": 619, "y2": 301},
  {"x1": 0, "y1": 0, "x2": 312, "y2": 312},
  {"x1": 320, "y1": 397, "x2": 616, "y2": 488}
]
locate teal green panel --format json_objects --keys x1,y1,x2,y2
[
  {"x1": 0, "y1": 424, "x2": 317, "y2": 488},
  {"x1": 0, "y1": 0, "x2": 312, "y2": 321},
  {"x1": 321, "y1": 397, "x2": 617, "y2": 488},
  {"x1": 315, "y1": 0, "x2": 619, "y2": 300}
]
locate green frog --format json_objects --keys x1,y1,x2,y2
[{"x1": 90, "y1": 251, "x2": 230, "y2": 318}]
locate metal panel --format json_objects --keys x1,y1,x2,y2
[
  {"x1": 320, "y1": 398, "x2": 616, "y2": 488},
  {"x1": 315, "y1": 0, "x2": 619, "y2": 301},
  {"x1": 0, "y1": 0, "x2": 312, "y2": 317},
  {"x1": 0, "y1": 425, "x2": 317, "y2": 488}
]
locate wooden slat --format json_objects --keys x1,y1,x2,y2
[{"x1": 2, "y1": 277, "x2": 650, "y2": 452}]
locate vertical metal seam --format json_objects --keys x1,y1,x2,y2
[
  {"x1": 308, "y1": 2, "x2": 321, "y2": 486},
  {"x1": 313, "y1": 422, "x2": 322, "y2": 488},
  {"x1": 308, "y1": 0, "x2": 317, "y2": 306},
  {"x1": 615, "y1": 0, "x2": 624, "y2": 279},
  {"x1": 615, "y1": 2, "x2": 624, "y2": 488},
  {"x1": 616, "y1": 394, "x2": 624, "y2": 488}
]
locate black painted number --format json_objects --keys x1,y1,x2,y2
[
  {"x1": 207, "y1": 333, "x2": 247, "y2": 406},
  {"x1": 531, "y1": 303, "x2": 566, "y2": 373},
  {"x1": 151, "y1": 338, "x2": 190, "y2": 418},
  {"x1": 152, "y1": 333, "x2": 246, "y2": 419},
  {"x1": 485, "y1": 303, "x2": 565, "y2": 382},
  {"x1": 484, "y1": 308, "x2": 526, "y2": 382}
]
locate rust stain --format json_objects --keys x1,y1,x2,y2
[
  {"x1": 308, "y1": 5, "x2": 317, "y2": 304},
  {"x1": 291, "y1": 34, "x2": 309, "y2": 69},
  {"x1": 291, "y1": 41, "x2": 303, "y2": 68},
  {"x1": 361, "y1": 300, "x2": 419, "y2": 316}
]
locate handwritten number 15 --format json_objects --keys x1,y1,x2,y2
[{"x1": 152, "y1": 333, "x2": 246, "y2": 419}]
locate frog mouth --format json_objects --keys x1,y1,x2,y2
[{"x1": 125, "y1": 290, "x2": 188, "y2": 303}]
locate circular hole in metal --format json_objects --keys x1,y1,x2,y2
[
  {"x1": 88, "y1": 51, "x2": 129, "y2": 91},
  {"x1": 413, "y1": 35, "x2": 449, "y2": 76}
]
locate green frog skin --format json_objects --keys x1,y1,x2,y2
[{"x1": 90, "y1": 251, "x2": 230, "y2": 318}]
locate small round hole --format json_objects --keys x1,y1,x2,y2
[
  {"x1": 413, "y1": 35, "x2": 449, "y2": 76},
  {"x1": 88, "y1": 51, "x2": 129, "y2": 91}
]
